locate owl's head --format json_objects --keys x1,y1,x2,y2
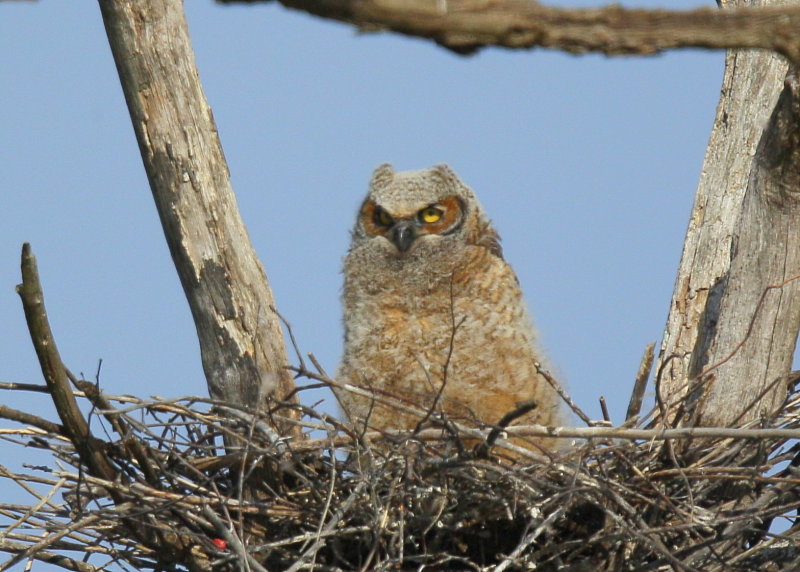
[{"x1": 353, "y1": 164, "x2": 502, "y2": 258}]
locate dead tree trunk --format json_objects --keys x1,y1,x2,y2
[
  {"x1": 656, "y1": 0, "x2": 800, "y2": 427},
  {"x1": 98, "y1": 0, "x2": 296, "y2": 425}
]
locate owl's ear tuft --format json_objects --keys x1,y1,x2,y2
[
  {"x1": 370, "y1": 163, "x2": 395, "y2": 190},
  {"x1": 432, "y1": 164, "x2": 460, "y2": 184}
]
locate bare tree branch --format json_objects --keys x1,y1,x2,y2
[{"x1": 218, "y1": 0, "x2": 800, "y2": 61}]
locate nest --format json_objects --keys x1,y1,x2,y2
[
  {"x1": 1, "y1": 373, "x2": 800, "y2": 572},
  {"x1": 3, "y1": 244, "x2": 800, "y2": 571}
]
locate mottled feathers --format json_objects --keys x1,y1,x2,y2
[{"x1": 336, "y1": 164, "x2": 561, "y2": 452}]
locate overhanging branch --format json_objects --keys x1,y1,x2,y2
[{"x1": 218, "y1": 0, "x2": 800, "y2": 60}]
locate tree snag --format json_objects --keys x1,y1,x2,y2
[
  {"x1": 657, "y1": 0, "x2": 800, "y2": 427},
  {"x1": 97, "y1": 0, "x2": 296, "y2": 428}
]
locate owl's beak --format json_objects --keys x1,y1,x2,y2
[{"x1": 391, "y1": 221, "x2": 417, "y2": 253}]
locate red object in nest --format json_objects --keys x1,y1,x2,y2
[{"x1": 210, "y1": 538, "x2": 228, "y2": 551}]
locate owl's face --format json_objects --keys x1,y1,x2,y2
[
  {"x1": 358, "y1": 195, "x2": 466, "y2": 254},
  {"x1": 352, "y1": 164, "x2": 490, "y2": 258}
]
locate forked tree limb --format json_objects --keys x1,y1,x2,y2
[{"x1": 218, "y1": 0, "x2": 800, "y2": 61}]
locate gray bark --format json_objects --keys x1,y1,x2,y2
[
  {"x1": 657, "y1": 0, "x2": 800, "y2": 427},
  {"x1": 216, "y1": 0, "x2": 800, "y2": 61},
  {"x1": 98, "y1": 0, "x2": 296, "y2": 424}
]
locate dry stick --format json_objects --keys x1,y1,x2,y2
[
  {"x1": 495, "y1": 504, "x2": 570, "y2": 572},
  {"x1": 599, "y1": 396, "x2": 611, "y2": 423},
  {"x1": 686, "y1": 466, "x2": 800, "y2": 567},
  {"x1": 0, "y1": 405, "x2": 64, "y2": 436},
  {"x1": 601, "y1": 485, "x2": 702, "y2": 572},
  {"x1": 0, "y1": 382, "x2": 50, "y2": 393},
  {"x1": 0, "y1": 467, "x2": 64, "y2": 509},
  {"x1": 627, "y1": 342, "x2": 655, "y2": 423},
  {"x1": 70, "y1": 375, "x2": 162, "y2": 487},
  {"x1": 295, "y1": 425, "x2": 800, "y2": 449},
  {"x1": 271, "y1": 305, "x2": 307, "y2": 377},
  {"x1": 0, "y1": 478, "x2": 67, "y2": 544},
  {"x1": 289, "y1": 368, "x2": 800, "y2": 452},
  {"x1": 536, "y1": 363, "x2": 593, "y2": 425},
  {"x1": 251, "y1": 526, "x2": 372, "y2": 552},
  {"x1": 201, "y1": 506, "x2": 266, "y2": 572},
  {"x1": 16, "y1": 244, "x2": 116, "y2": 482},
  {"x1": 0, "y1": 539, "x2": 98, "y2": 572},
  {"x1": 293, "y1": 367, "x2": 545, "y2": 460},
  {"x1": 495, "y1": 425, "x2": 800, "y2": 441},
  {"x1": 284, "y1": 480, "x2": 369, "y2": 572},
  {"x1": 303, "y1": 438, "x2": 338, "y2": 572},
  {"x1": 0, "y1": 512, "x2": 103, "y2": 572}
]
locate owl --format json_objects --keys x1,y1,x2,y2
[{"x1": 335, "y1": 164, "x2": 562, "y2": 453}]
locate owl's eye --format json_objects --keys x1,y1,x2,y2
[
  {"x1": 374, "y1": 207, "x2": 394, "y2": 227},
  {"x1": 419, "y1": 206, "x2": 443, "y2": 224}
]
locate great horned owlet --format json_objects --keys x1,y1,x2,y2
[{"x1": 335, "y1": 164, "x2": 562, "y2": 451}]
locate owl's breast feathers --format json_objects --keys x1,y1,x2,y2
[{"x1": 336, "y1": 164, "x2": 562, "y2": 446}]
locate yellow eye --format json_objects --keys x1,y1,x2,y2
[
  {"x1": 419, "y1": 206, "x2": 443, "y2": 224},
  {"x1": 374, "y1": 208, "x2": 393, "y2": 227}
]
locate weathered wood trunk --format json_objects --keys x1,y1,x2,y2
[
  {"x1": 98, "y1": 0, "x2": 296, "y2": 424},
  {"x1": 656, "y1": 0, "x2": 800, "y2": 427}
]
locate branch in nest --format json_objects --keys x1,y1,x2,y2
[
  {"x1": 0, "y1": 405, "x2": 64, "y2": 436},
  {"x1": 626, "y1": 341, "x2": 655, "y2": 424},
  {"x1": 2, "y1": 386, "x2": 800, "y2": 570},
  {"x1": 15, "y1": 243, "x2": 116, "y2": 482}
]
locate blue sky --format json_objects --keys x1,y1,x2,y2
[{"x1": 1, "y1": 0, "x2": 721, "y2": 567}]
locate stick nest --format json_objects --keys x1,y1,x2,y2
[{"x1": 2, "y1": 378, "x2": 800, "y2": 572}]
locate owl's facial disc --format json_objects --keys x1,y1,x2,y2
[{"x1": 360, "y1": 196, "x2": 465, "y2": 254}]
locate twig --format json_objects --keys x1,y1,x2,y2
[
  {"x1": 0, "y1": 478, "x2": 67, "y2": 544},
  {"x1": 536, "y1": 363, "x2": 593, "y2": 425},
  {"x1": 0, "y1": 539, "x2": 98, "y2": 572},
  {"x1": 271, "y1": 305, "x2": 307, "y2": 376},
  {"x1": 285, "y1": 480, "x2": 369, "y2": 572},
  {"x1": 202, "y1": 505, "x2": 267, "y2": 572},
  {"x1": 0, "y1": 512, "x2": 103, "y2": 572},
  {"x1": 0, "y1": 405, "x2": 64, "y2": 435},
  {"x1": 495, "y1": 504, "x2": 568, "y2": 572},
  {"x1": 627, "y1": 342, "x2": 655, "y2": 423},
  {"x1": 599, "y1": 396, "x2": 611, "y2": 424},
  {"x1": 304, "y1": 436, "x2": 337, "y2": 571},
  {"x1": 0, "y1": 382, "x2": 50, "y2": 393}
]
